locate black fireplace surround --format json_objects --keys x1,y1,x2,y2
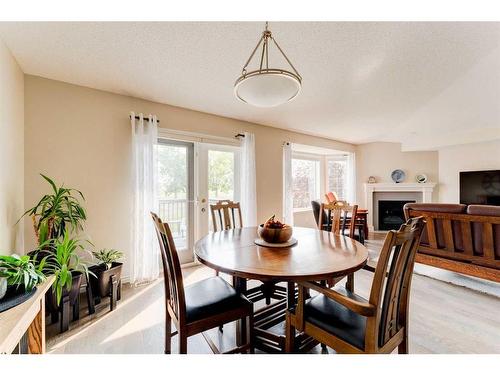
[{"x1": 378, "y1": 200, "x2": 416, "y2": 230}]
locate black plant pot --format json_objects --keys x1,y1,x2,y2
[
  {"x1": 46, "y1": 271, "x2": 83, "y2": 333},
  {"x1": 88, "y1": 262, "x2": 122, "y2": 311}
]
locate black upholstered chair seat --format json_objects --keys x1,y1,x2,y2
[
  {"x1": 185, "y1": 276, "x2": 251, "y2": 323},
  {"x1": 304, "y1": 287, "x2": 367, "y2": 350}
]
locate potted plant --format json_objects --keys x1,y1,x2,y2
[
  {"x1": 0, "y1": 254, "x2": 46, "y2": 312},
  {"x1": 20, "y1": 174, "x2": 87, "y2": 246},
  {"x1": 89, "y1": 249, "x2": 124, "y2": 311},
  {"x1": 40, "y1": 232, "x2": 92, "y2": 332},
  {"x1": 19, "y1": 174, "x2": 98, "y2": 324}
]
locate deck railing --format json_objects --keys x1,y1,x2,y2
[
  {"x1": 158, "y1": 198, "x2": 230, "y2": 248},
  {"x1": 158, "y1": 199, "x2": 187, "y2": 242}
]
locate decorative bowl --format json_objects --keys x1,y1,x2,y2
[{"x1": 258, "y1": 224, "x2": 293, "y2": 244}]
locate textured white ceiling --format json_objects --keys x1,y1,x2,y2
[{"x1": 0, "y1": 22, "x2": 499, "y2": 149}]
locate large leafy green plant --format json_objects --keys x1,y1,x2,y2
[
  {"x1": 0, "y1": 254, "x2": 46, "y2": 292},
  {"x1": 41, "y1": 232, "x2": 92, "y2": 305},
  {"x1": 21, "y1": 174, "x2": 87, "y2": 245},
  {"x1": 92, "y1": 249, "x2": 124, "y2": 270}
]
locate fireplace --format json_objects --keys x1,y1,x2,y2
[
  {"x1": 378, "y1": 200, "x2": 415, "y2": 230},
  {"x1": 364, "y1": 183, "x2": 436, "y2": 231}
]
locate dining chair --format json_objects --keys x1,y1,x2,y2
[
  {"x1": 317, "y1": 202, "x2": 359, "y2": 291},
  {"x1": 285, "y1": 216, "x2": 425, "y2": 354},
  {"x1": 151, "y1": 212, "x2": 254, "y2": 354},
  {"x1": 311, "y1": 200, "x2": 330, "y2": 231},
  {"x1": 210, "y1": 200, "x2": 243, "y2": 232},
  {"x1": 319, "y1": 202, "x2": 359, "y2": 239},
  {"x1": 320, "y1": 202, "x2": 365, "y2": 242},
  {"x1": 325, "y1": 191, "x2": 339, "y2": 203},
  {"x1": 210, "y1": 200, "x2": 242, "y2": 278}
]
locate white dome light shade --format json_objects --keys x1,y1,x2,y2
[{"x1": 234, "y1": 70, "x2": 301, "y2": 107}]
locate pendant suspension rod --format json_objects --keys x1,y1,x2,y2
[
  {"x1": 259, "y1": 36, "x2": 266, "y2": 71},
  {"x1": 240, "y1": 22, "x2": 301, "y2": 78},
  {"x1": 242, "y1": 36, "x2": 264, "y2": 75},
  {"x1": 265, "y1": 35, "x2": 269, "y2": 70},
  {"x1": 272, "y1": 37, "x2": 302, "y2": 80}
]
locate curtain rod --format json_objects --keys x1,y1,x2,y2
[{"x1": 129, "y1": 115, "x2": 160, "y2": 123}]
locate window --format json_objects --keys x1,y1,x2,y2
[
  {"x1": 327, "y1": 156, "x2": 348, "y2": 201},
  {"x1": 157, "y1": 140, "x2": 192, "y2": 252},
  {"x1": 292, "y1": 157, "x2": 320, "y2": 210},
  {"x1": 208, "y1": 150, "x2": 235, "y2": 202},
  {"x1": 203, "y1": 144, "x2": 240, "y2": 233}
]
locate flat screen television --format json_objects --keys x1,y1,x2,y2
[{"x1": 459, "y1": 170, "x2": 500, "y2": 206}]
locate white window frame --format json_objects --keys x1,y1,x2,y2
[
  {"x1": 325, "y1": 154, "x2": 349, "y2": 201},
  {"x1": 291, "y1": 152, "x2": 323, "y2": 212},
  {"x1": 291, "y1": 151, "x2": 355, "y2": 213}
]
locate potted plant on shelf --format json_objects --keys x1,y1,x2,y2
[
  {"x1": 20, "y1": 174, "x2": 87, "y2": 246},
  {"x1": 40, "y1": 232, "x2": 92, "y2": 332},
  {"x1": 20, "y1": 174, "x2": 98, "y2": 323},
  {"x1": 89, "y1": 249, "x2": 124, "y2": 311},
  {"x1": 0, "y1": 254, "x2": 46, "y2": 312}
]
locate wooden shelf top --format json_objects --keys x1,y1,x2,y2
[{"x1": 0, "y1": 276, "x2": 54, "y2": 353}]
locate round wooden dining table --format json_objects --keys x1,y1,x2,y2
[{"x1": 194, "y1": 226, "x2": 369, "y2": 353}]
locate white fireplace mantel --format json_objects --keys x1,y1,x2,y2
[{"x1": 364, "y1": 182, "x2": 436, "y2": 231}]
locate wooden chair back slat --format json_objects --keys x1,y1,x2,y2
[
  {"x1": 367, "y1": 217, "x2": 425, "y2": 349},
  {"x1": 210, "y1": 200, "x2": 243, "y2": 232},
  {"x1": 319, "y1": 202, "x2": 358, "y2": 239},
  {"x1": 151, "y1": 212, "x2": 186, "y2": 324}
]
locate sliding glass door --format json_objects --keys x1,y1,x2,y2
[
  {"x1": 157, "y1": 139, "x2": 195, "y2": 264},
  {"x1": 157, "y1": 139, "x2": 240, "y2": 264}
]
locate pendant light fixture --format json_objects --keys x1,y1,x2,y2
[{"x1": 234, "y1": 22, "x2": 302, "y2": 107}]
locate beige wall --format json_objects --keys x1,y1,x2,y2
[
  {"x1": 355, "y1": 142, "x2": 439, "y2": 208},
  {"x1": 0, "y1": 39, "x2": 24, "y2": 255},
  {"x1": 24, "y1": 75, "x2": 354, "y2": 277},
  {"x1": 438, "y1": 140, "x2": 500, "y2": 203}
]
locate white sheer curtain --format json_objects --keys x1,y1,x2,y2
[
  {"x1": 240, "y1": 132, "x2": 257, "y2": 226},
  {"x1": 130, "y1": 112, "x2": 160, "y2": 285},
  {"x1": 282, "y1": 142, "x2": 294, "y2": 225}
]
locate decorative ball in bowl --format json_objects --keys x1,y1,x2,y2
[{"x1": 258, "y1": 215, "x2": 293, "y2": 244}]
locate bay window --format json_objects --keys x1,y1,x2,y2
[
  {"x1": 291, "y1": 157, "x2": 320, "y2": 210},
  {"x1": 327, "y1": 155, "x2": 348, "y2": 201},
  {"x1": 291, "y1": 150, "x2": 353, "y2": 212}
]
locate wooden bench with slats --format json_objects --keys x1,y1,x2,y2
[{"x1": 404, "y1": 203, "x2": 500, "y2": 283}]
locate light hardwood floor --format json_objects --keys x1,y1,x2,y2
[{"x1": 46, "y1": 235, "x2": 500, "y2": 354}]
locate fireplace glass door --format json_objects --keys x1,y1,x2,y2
[{"x1": 378, "y1": 200, "x2": 415, "y2": 230}]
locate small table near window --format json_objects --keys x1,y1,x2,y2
[{"x1": 194, "y1": 227, "x2": 368, "y2": 353}]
